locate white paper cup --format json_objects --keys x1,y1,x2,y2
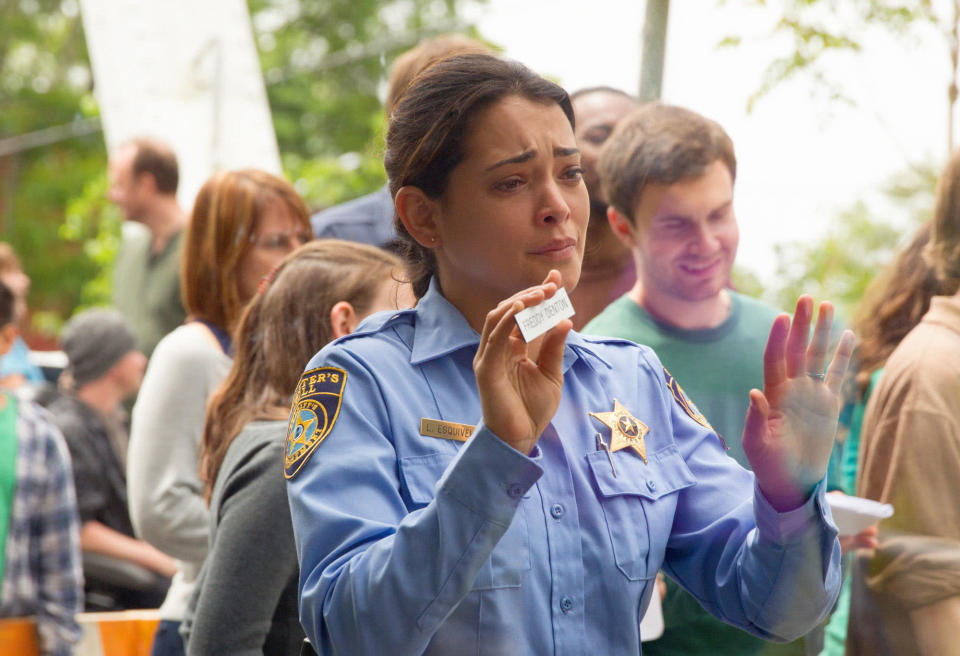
[{"x1": 827, "y1": 494, "x2": 894, "y2": 536}]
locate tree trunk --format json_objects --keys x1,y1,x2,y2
[
  {"x1": 950, "y1": 0, "x2": 959, "y2": 153},
  {"x1": 639, "y1": 0, "x2": 671, "y2": 102}
]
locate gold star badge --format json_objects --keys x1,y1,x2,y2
[{"x1": 590, "y1": 399, "x2": 649, "y2": 464}]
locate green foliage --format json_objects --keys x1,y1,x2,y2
[
  {"x1": 767, "y1": 203, "x2": 904, "y2": 321},
  {"x1": 252, "y1": 0, "x2": 471, "y2": 159},
  {"x1": 731, "y1": 264, "x2": 765, "y2": 299},
  {"x1": 3, "y1": 0, "x2": 486, "y2": 334},
  {"x1": 1, "y1": 0, "x2": 103, "y2": 336},
  {"x1": 761, "y1": 164, "x2": 937, "y2": 322},
  {"x1": 285, "y1": 149, "x2": 387, "y2": 211},
  {"x1": 719, "y1": 1, "x2": 945, "y2": 321},
  {"x1": 60, "y1": 172, "x2": 122, "y2": 309},
  {"x1": 249, "y1": 0, "x2": 487, "y2": 208},
  {"x1": 3, "y1": 141, "x2": 107, "y2": 326},
  {"x1": 722, "y1": 0, "x2": 939, "y2": 112}
]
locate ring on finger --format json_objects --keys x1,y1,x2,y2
[{"x1": 807, "y1": 372, "x2": 826, "y2": 382}]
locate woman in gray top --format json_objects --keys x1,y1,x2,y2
[
  {"x1": 127, "y1": 169, "x2": 312, "y2": 656},
  {"x1": 183, "y1": 240, "x2": 411, "y2": 655}
]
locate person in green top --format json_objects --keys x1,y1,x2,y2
[
  {"x1": 108, "y1": 137, "x2": 188, "y2": 357},
  {"x1": 585, "y1": 103, "x2": 862, "y2": 655}
]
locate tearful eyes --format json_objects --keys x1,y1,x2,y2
[
  {"x1": 493, "y1": 168, "x2": 583, "y2": 192},
  {"x1": 494, "y1": 178, "x2": 524, "y2": 192}
]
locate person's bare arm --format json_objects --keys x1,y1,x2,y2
[
  {"x1": 80, "y1": 520, "x2": 177, "y2": 577},
  {"x1": 909, "y1": 596, "x2": 960, "y2": 656}
]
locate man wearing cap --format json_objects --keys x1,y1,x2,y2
[{"x1": 48, "y1": 309, "x2": 175, "y2": 609}]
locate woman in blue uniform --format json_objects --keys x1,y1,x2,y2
[{"x1": 285, "y1": 54, "x2": 853, "y2": 655}]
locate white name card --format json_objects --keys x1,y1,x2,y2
[{"x1": 514, "y1": 288, "x2": 575, "y2": 342}]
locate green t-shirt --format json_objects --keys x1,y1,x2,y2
[
  {"x1": 585, "y1": 292, "x2": 800, "y2": 656},
  {"x1": 112, "y1": 225, "x2": 186, "y2": 357},
  {"x1": 841, "y1": 368, "x2": 882, "y2": 495},
  {"x1": 0, "y1": 391, "x2": 18, "y2": 590}
]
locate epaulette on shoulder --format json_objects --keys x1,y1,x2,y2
[
  {"x1": 575, "y1": 334, "x2": 660, "y2": 366},
  {"x1": 578, "y1": 334, "x2": 638, "y2": 347},
  {"x1": 333, "y1": 308, "x2": 416, "y2": 345}
]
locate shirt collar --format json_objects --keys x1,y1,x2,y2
[
  {"x1": 409, "y1": 278, "x2": 609, "y2": 372},
  {"x1": 924, "y1": 294, "x2": 960, "y2": 335},
  {"x1": 409, "y1": 278, "x2": 480, "y2": 365}
]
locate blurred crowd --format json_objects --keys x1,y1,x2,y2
[{"x1": 2, "y1": 34, "x2": 959, "y2": 656}]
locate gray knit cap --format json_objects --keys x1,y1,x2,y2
[{"x1": 61, "y1": 309, "x2": 138, "y2": 386}]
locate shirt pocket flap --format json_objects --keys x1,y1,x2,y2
[
  {"x1": 588, "y1": 444, "x2": 697, "y2": 501},
  {"x1": 399, "y1": 452, "x2": 455, "y2": 506}
]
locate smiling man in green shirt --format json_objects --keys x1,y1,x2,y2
[{"x1": 586, "y1": 103, "x2": 808, "y2": 655}]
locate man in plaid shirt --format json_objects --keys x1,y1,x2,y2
[{"x1": 0, "y1": 280, "x2": 83, "y2": 655}]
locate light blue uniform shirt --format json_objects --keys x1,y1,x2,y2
[{"x1": 286, "y1": 280, "x2": 842, "y2": 655}]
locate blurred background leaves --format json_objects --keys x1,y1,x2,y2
[
  {"x1": 0, "y1": 0, "x2": 949, "y2": 340},
  {"x1": 1, "y1": 0, "x2": 484, "y2": 338}
]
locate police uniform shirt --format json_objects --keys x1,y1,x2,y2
[{"x1": 285, "y1": 279, "x2": 842, "y2": 656}]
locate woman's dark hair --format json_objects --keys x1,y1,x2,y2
[
  {"x1": 851, "y1": 222, "x2": 944, "y2": 399},
  {"x1": 384, "y1": 53, "x2": 575, "y2": 298}
]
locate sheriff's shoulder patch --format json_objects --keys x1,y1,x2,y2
[
  {"x1": 662, "y1": 367, "x2": 717, "y2": 436},
  {"x1": 284, "y1": 366, "x2": 347, "y2": 479}
]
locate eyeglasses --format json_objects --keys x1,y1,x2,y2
[{"x1": 250, "y1": 230, "x2": 313, "y2": 251}]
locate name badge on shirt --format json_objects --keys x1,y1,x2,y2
[
  {"x1": 284, "y1": 366, "x2": 347, "y2": 479},
  {"x1": 420, "y1": 418, "x2": 475, "y2": 442}
]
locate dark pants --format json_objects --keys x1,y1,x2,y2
[{"x1": 151, "y1": 620, "x2": 185, "y2": 656}]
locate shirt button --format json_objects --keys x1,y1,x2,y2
[
  {"x1": 646, "y1": 479, "x2": 657, "y2": 492},
  {"x1": 550, "y1": 503, "x2": 565, "y2": 519},
  {"x1": 507, "y1": 484, "x2": 524, "y2": 499},
  {"x1": 560, "y1": 596, "x2": 574, "y2": 613}
]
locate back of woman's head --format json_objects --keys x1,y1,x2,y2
[
  {"x1": 384, "y1": 53, "x2": 574, "y2": 298},
  {"x1": 200, "y1": 240, "x2": 402, "y2": 497},
  {"x1": 239, "y1": 240, "x2": 402, "y2": 394},
  {"x1": 852, "y1": 221, "x2": 943, "y2": 397},
  {"x1": 182, "y1": 169, "x2": 310, "y2": 331},
  {"x1": 930, "y1": 149, "x2": 960, "y2": 292}
]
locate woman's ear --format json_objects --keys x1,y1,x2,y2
[
  {"x1": 395, "y1": 186, "x2": 441, "y2": 248},
  {"x1": 330, "y1": 301, "x2": 359, "y2": 339}
]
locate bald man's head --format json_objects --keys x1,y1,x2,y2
[{"x1": 570, "y1": 87, "x2": 639, "y2": 214}]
